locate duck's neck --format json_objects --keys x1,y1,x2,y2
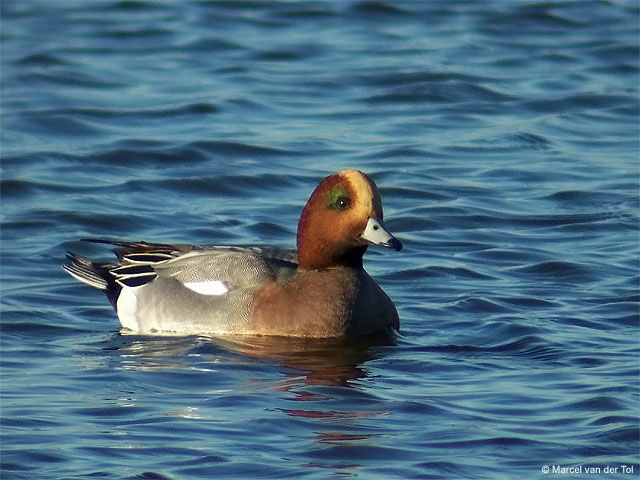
[{"x1": 297, "y1": 242, "x2": 366, "y2": 270}]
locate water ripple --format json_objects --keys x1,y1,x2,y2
[{"x1": 1, "y1": 0, "x2": 638, "y2": 478}]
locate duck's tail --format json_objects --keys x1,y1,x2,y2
[{"x1": 63, "y1": 252, "x2": 110, "y2": 290}]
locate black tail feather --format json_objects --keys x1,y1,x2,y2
[
  {"x1": 63, "y1": 252, "x2": 122, "y2": 309},
  {"x1": 63, "y1": 252, "x2": 110, "y2": 290}
]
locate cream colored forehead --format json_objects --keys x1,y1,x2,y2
[{"x1": 337, "y1": 169, "x2": 383, "y2": 218}]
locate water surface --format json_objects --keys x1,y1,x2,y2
[{"x1": 1, "y1": 1, "x2": 638, "y2": 479}]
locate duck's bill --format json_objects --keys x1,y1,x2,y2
[{"x1": 360, "y1": 218, "x2": 403, "y2": 251}]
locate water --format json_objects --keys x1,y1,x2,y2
[{"x1": 1, "y1": 1, "x2": 638, "y2": 479}]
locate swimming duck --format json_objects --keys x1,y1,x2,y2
[{"x1": 64, "y1": 169, "x2": 402, "y2": 337}]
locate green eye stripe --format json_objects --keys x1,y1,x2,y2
[{"x1": 328, "y1": 188, "x2": 350, "y2": 210}]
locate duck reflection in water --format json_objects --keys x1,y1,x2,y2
[
  {"x1": 113, "y1": 333, "x2": 394, "y2": 388},
  {"x1": 105, "y1": 333, "x2": 393, "y2": 469}
]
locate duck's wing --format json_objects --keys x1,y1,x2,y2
[
  {"x1": 64, "y1": 239, "x2": 297, "y2": 302},
  {"x1": 150, "y1": 246, "x2": 297, "y2": 295}
]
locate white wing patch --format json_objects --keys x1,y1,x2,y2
[{"x1": 183, "y1": 280, "x2": 229, "y2": 296}]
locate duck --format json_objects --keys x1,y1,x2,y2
[{"x1": 63, "y1": 169, "x2": 402, "y2": 338}]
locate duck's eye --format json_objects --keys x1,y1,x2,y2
[
  {"x1": 336, "y1": 196, "x2": 350, "y2": 210},
  {"x1": 328, "y1": 189, "x2": 351, "y2": 211}
]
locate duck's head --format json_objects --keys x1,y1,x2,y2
[{"x1": 297, "y1": 169, "x2": 402, "y2": 270}]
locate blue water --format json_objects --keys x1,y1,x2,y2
[{"x1": 1, "y1": 1, "x2": 639, "y2": 479}]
